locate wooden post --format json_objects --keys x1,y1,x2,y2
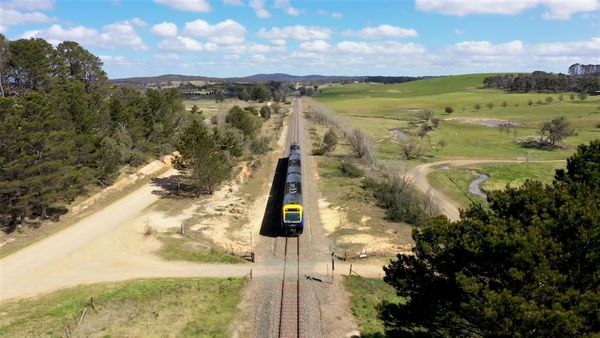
[
  {"x1": 78, "y1": 306, "x2": 88, "y2": 326},
  {"x1": 331, "y1": 252, "x2": 335, "y2": 271},
  {"x1": 349, "y1": 264, "x2": 353, "y2": 276},
  {"x1": 344, "y1": 250, "x2": 347, "y2": 261}
]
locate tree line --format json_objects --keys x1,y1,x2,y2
[
  {"x1": 569, "y1": 63, "x2": 600, "y2": 76},
  {"x1": 483, "y1": 70, "x2": 600, "y2": 93},
  {"x1": 0, "y1": 35, "x2": 189, "y2": 232},
  {"x1": 180, "y1": 81, "x2": 290, "y2": 102}
]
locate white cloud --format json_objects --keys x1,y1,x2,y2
[
  {"x1": 257, "y1": 25, "x2": 332, "y2": 40},
  {"x1": 100, "y1": 21, "x2": 148, "y2": 50},
  {"x1": 223, "y1": 0, "x2": 244, "y2": 5},
  {"x1": 344, "y1": 25, "x2": 418, "y2": 38},
  {"x1": 299, "y1": 40, "x2": 331, "y2": 52},
  {"x1": 335, "y1": 41, "x2": 426, "y2": 55},
  {"x1": 152, "y1": 22, "x2": 178, "y2": 37},
  {"x1": 154, "y1": 0, "x2": 211, "y2": 12},
  {"x1": 0, "y1": 8, "x2": 52, "y2": 26},
  {"x1": 223, "y1": 42, "x2": 284, "y2": 54},
  {"x1": 249, "y1": 0, "x2": 270, "y2": 18},
  {"x1": 270, "y1": 38, "x2": 286, "y2": 46},
  {"x1": 158, "y1": 36, "x2": 218, "y2": 51},
  {"x1": 100, "y1": 55, "x2": 135, "y2": 65},
  {"x1": 450, "y1": 40, "x2": 524, "y2": 55},
  {"x1": 0, "y1": 0, "x2": 54, "y2": 10},
  {"x1": 155, "y1": 53, "x2": 180, "y2": 61},
  {"x1": 126, "y1": 18, "x2": 147, "y2": 27},
  {"x1": 317, "y1": 9, "x2": 342, "y2": 18},
  {"x1": 22, "y1": 21, "x2": 147, "y2": 50},
  {"x1": 274, "y1": 0, "x2": 301, "y2": 15},
  {"x1": 454, "y1": 28, "x2": 464, "y2": 35},
  {"x1": 252, "y1": 54, "x2": 267, "y2": 62},
  {"x1": 0, "y1": 25, "x2": 6, "y2": 33},
  {"x1": 532, "y1": 37, "x2": 600, "y2": 57},
  {"x1": 224, "y1": 54, "x2": 240, "y2": 60},
  {"x1": 415, "y1": 0, "x2": 600, "y2": 20},
  {"x1": 184, "y1": 19, "x2": 246, "y2": 45}
]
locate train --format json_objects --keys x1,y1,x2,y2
[{"x1": 282, "y1": 143, "x2": 304, "y2": 235}]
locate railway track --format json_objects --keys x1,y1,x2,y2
[
  {"x1": 277, "y1": 99, "x2": 303, "y2": 338},
  {"x1": 278, "y1": 236, "x2": 302, "y2": 338}
]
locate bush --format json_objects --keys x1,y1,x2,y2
[
  {"x1": 259, "y1": 105, "x2": 271, "y2": 119},
  {"x1": 250, "y1": 136, "x2": 270, "y2": 155},
  {"x1": 312, "y1": 147, "x2": 326, "y2": 156},
  {"x1": 339, "y1": 161, "x2": 364, "y2": 178},
  {"x1": 321, "y1": 128, "x2": 338, "y2": 153},
  {"x1": 364, "y1": 174, "x2": 428, "y2": 225}
]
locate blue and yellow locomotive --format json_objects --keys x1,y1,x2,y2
[{"x1": 282, "y1": 143, "x2": 303, "y2": 235}]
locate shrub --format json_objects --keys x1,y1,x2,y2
[
  {"x1": 250, "y1": 136, "x2": 270, "y2": 155},
  {"x1": 339, "y1": 161, "x2": 364, "y2": 178},
  {"x1": 363, "y1": 174, "x2": 428, "y2": 225}
]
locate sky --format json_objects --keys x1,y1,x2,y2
[{"x1": 1, "y1": 0, "x2": 599, "y2": 78}]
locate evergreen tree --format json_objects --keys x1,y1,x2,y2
[
  {"x1": 172, "y1": 120, "x2": 231, "y2": 195},
  {"x1": 381, "y1": 140, "x2": 600, "y2": 337}
]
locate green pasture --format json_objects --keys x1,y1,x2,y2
[
  {"x1": 0, "y1": 278, "x2": 245, "y2": 337},
  {"x1": 316, "y1": 74, "x2": 600, "y2": 163},
  {"x1": 427, "y1": 161, "x2": 566, "y2": 210},
  {"x1": 344, "y1": 276, "x2": 403, "y2": 337}
]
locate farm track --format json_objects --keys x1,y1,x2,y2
[{"x1": 410, "y1": 159, "x2": 566, "y2": 220}]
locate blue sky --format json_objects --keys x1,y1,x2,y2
[{"x1": 1, "y1": 0, "x2": 599, "y2": 78}]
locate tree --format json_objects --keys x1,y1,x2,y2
[
  {"x1": 437, "y1": 139, "x2": 447, "y2": 151},
  {"x1": 321, "y1": 128, "x2": 338, "y2": 153},
  {"x1": 486, "y1": 102, "x2": 494, "y2": 110},
  {"x1": 578, "y1": 92, "x2": 588, "y2": 101},
  {"x1": 252, "y1": 84, "x2": 271, "y2": 102},
  {"x1": 6, "y1": 38, "x2": 62, "y2": 93},
  {"x1": 545, "y1": 96, "x2": 554, "y2": 104},
  {"x1": 225, "y1": 105, "x2": 261, "y2": 138},
  {"x1": 399, "y1": 137, "x2": 424, "y2": 160},
  {"x1": 172, "y1": 120, "x2": 231, "y2": 195},
  {"x1": 238, "y1": 87, "x2": 250, "y2": 101},
  {"x1": 474, "y1": 103, "x2": 481, "y2": 111},
  {"x1": 381, "y1": 141, "x2": 600, "y2": 337},
  {"x1": 444, "y1": 106, "x2": 453, "y2": 114},
  {"x1": 570, "y1": 93, "x2": 576, "y2": 100},
  {"x1": 271, "y1": 101, "x2": 281, "y2": 115},
  {"x1": 416, "y1": 109, "x2": 433, "y2": 123},
  {"x1": 559, "y1": 94, "x2": 564, "y2": 102},
  {"x1": 501, "y1": 101, "x2": 508, "y2": 108},
  {"x1": 56, "y1": 41, "x2": 107, "y2": 93},
  {"x1": 260, "y1": 105, "x2": 271, "y2": 119},
  {"x1": 539, "y1": 116, "x2": 575, "y2": 146},
  {"x1": 527, "y1": 99, "x2": 533, "y2": 106}
]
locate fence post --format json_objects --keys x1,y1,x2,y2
[{"x1": 349, "y1": 264, "x2": 352, "y2": 276}]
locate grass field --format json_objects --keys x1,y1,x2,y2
[
  {"x1": 427, "y1": 161, "x2": 566, "y2": 210},
  {"x1": 315, "y1": 74, "x2": 600, "y2": 163},
  {"x1": 344, "y1": 276, "x2": 402, "y2": 337},
  {"x1": 315, "y1": 74, "x2": 598, "y2": 211},
  {"x1": 308, "y1": 122, "x2": 414, "y2": 253},
  {"x1": 157, "y1": 233, "x2": 247, "y2": 263},
  {"x1": 0, "y1": 278, "x2": 245, "y2": 337}
]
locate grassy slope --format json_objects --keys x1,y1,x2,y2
[
  {"x1": 344, "y1": 276, "x2": 402, "y2": 337},
  {"x1": 316, "y1": 74, "x2": 600, "y2": 162},
  {"x1": 316, "y1": 74, "x2": 598, "y2": 208},
  {"x1": 0, "y1": 278, "x2": 245, "y2": 337}
]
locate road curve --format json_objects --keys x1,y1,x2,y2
[{"x1": 408, "y1": 159, "x2": 565, "y2": 221}]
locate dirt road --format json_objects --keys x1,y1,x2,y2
[
  {"x1": 409, "y1": 159, "x2": 565, "y2": 221},
  {"x1": 0, "y1": 166, "x2": 255, "y2": 301}
]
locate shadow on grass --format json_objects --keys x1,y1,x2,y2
[{"x1": 259, "y1": 157, "x2": 288, "y2": 237}]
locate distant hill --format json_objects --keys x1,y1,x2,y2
[{"x1": 111, "y1": 73, "x2": 367, "y2": 88}]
